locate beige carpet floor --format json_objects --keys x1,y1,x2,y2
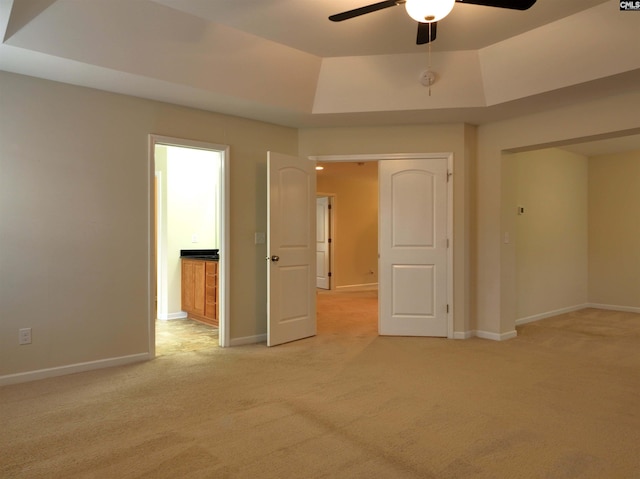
[{"x1": 1, "y1": 291, "x2": 639, "y2": 478}]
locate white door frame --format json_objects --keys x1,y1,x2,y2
[
  {"x1": 309, "y1": 153, "x2": 454, "y2": 338},
  {"x1": 148, "y1": 135, "x2": 231, "y2": 353}
]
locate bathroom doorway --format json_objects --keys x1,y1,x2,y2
[{"x1": 149, "y1": 135, "x2": 229, "y2": 355}]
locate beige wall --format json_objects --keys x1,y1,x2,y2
[
  {"x1": 0, "y1": 71, "x2": 297, "y2": 379},
  {"x1": 316, "y1": 162, "x2": 378, "y2": 288},
  {"x1": 588, "y1": 150, "x2": 640, "y2": 308},
  {"x1": 512, "y1": 149, "x2": 589, "y2": 320},
  {"x1": 2, "y1": 69, "x2": 640, "y2": 382},
  {"x1": 300, "y1": 124, "x2": 474, "y2": 334}
]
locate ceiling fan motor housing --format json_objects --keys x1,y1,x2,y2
[
  {"x1": 329, "y1": 0, "x2": 537, "y2": 46},
  {"x1": 405, "y1": 0, "x2": 456, "y2": 23}
]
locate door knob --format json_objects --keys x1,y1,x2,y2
[{"x1": 271, "y1": 255, "x2": 280, "y2": 262}]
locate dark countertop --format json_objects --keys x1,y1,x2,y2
[
  {"x1": 180, "y1": 249, "x2": 219, "y2": 261},
  {"x1": 182, "y1": 256, "x2": 218, "y2": 261}
]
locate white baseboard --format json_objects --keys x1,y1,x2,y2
[
  {"x1": 515, "y1": 304, "x2": 589, "y2": 326},
  {"x1": 0, "y1": 353, "x2": 150, "y2": 387},
  {"x1": 475, "y1": 329, "x2": 518, "y2": 341},
  {"x1": 452, "y1": 330, "x2": 517, "y2": 341},
  {"x1": 157, "y1": 311, "x2": 188, "y2": 320},
  {"x1": 515, "y1": 303, "x2": 640, "y2": 326},
  {"x1": 229, "y1": 333, "x2": 267, "y2": 346},
  {"x1": 453, "y1": 331, "x2": 475, "y2": 339},
  {"x1": 587, "y1": 303, "x2": 640, "y2": 314}
]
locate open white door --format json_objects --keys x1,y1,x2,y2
[
  {"x1": 267, "y1": 152, "x2": 316, "y2": 346},
  {"x1": 379, "y1": 158, "x2": 450, "y2": 337},
  {"x1": 316, "y1": 196, "x2": 331, "y2": 289}
]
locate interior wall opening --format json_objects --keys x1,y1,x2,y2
[{"x1": 505, "y1": 134, "x2": 640, "y2": 329}]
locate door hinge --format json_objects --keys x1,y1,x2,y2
[
  {"x1": 328, "y1": 272, "x2": 332, "y2": 277},
  {"x1": 328, "y1": 238, "x2": 332, "y2": 243},
  {"x1": 447, "y1": 170, "x2": 452, "y2": 182},
  {"x1": 446, "y1": 238, "x2": 450, "y2": 248},
  {"x1": 328, "y1": 204, "x2": 332, "y2": 209},
  {"x1": 446, "y1": 304, "x2": 450, "y2": 313}
]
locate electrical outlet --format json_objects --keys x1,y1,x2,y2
[{"x1": 19, "y1": 328, "x2": 32, "y2": 345}]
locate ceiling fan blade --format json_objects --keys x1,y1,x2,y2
[
  {"x1": 416, "y1": 21, "x2": 437, "y2": 44},
  {"x1": 329, "y1": 0, "x2": 400, "y2": 22},
  {"x1": 455, "y1": 0, "x2": 536, "y2": 10}
]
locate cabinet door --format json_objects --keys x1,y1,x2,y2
[
  {"x1": 193, "y1": 261, "x2": 206, "y2": 316},
  {"x1": 182, "y1": 260, "x2": 196, "y2": 313},
  {"x1": 182, "y1": 259, "x2": 206, "y2": 316}
]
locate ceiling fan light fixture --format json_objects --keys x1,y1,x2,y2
[{"x1": 405, "y1": 0, "x2": 455, "y2": 23}]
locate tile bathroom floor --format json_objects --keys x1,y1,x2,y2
[{"x1": 155, "y1": 318, "x2": 219, "y2": 356}]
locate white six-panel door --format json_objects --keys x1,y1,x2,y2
[
  {"x1": 267, "y1": 152, "x2": 317, "y2": 346},
  {"x1": 379, "y1": 158, "x2": 450, "y2": 337}
]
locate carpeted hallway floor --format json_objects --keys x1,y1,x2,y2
[{"x1": 1, "y1": 291, "x2": 639, "y2": 478}]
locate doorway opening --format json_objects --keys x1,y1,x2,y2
[
  {"x1": 316, "y1": 161, "x2": 379, "y2": 336},
  {"x1": 149, "y1": 136, "x2": 230, "y2": 356}
]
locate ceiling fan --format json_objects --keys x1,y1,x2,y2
[{"x1": 329, "y1": 0, "x2": 537, "y2": 45}]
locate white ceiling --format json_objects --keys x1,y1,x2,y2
[
  {"x1": 1, "y1": 0, "x2": 640, "y2": 154},
  {"x1": 152, "y1": 0, "x2": 607, "y2": 56}
]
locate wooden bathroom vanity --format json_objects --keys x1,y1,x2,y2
[{"x1": 180, "y1": 251, "x2": 219, "y2": 327}]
